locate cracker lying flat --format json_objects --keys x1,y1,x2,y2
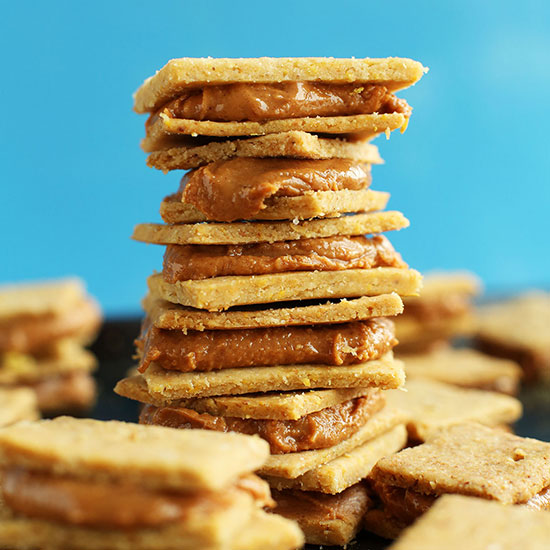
[
  {"x1": 160, "y1": 189, "x2": 389, "y2": 223},
  {"x1": 115, "y1": 376, "x2": 377, "y2": 420},
  {"x1": 146, "y1": 130, "x2": 382, "y2": 168},
  {"x1": 400, "y1": 347, "x2": 522, "y2": 395},
  {"x1": 134, "y1": 57, "x2": 426, "y2": 113},
  {"x1": 265, "y1": 423, "x2": 407, "y2": 494},
  {"x1": 146, "y1": 112, "x2": 408, "y2": 144},
  {"x1": 133, "y1": 210, "x2": 409, "y2": 245},
  {"x1": 259, "y1": 407, "x2": 407, "y2": 478},
  {"x1": 272, "y1": 483, "x2": 370, "y2": 546},
  {"x1": 144, "y1": 292, "x2": 404, "y2": 331},
  {"x1": 0, "y1": 417, "x2": 269, "y2": 492},
  {"x1": 390, "y1": 494, "x2": 550, "y2": 550},
  {"x1": 143, "y1": 353, "x2": 404, "y2": 398},
  {"x1": 0, "y1": 341, "x2": 97, "y2": 384},
  {"x1": 372, "y1": 422, "x2": 550, "y2": 504},
  {"x1": 0, "y1": 388, "x2": 39, "y2": 427},
  {"x1": 148, "y1": 267, "x2": 422, "y2": 311},
  {"x1": 0, "y1": 278, "x2": 87, "y2": 318},
  {"x1": 0, "y1": 490, "x2": 256, "y2": 550},
  {"x1": 386, "y1": 379, "x2": 522, "y2": 442}
]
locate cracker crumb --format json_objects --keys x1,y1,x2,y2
[{"x1": 513, "y1": 448, "x2": 526, "y2": 461}]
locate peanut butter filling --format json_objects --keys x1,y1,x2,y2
[
  {"x1": 181, "y1": 157, "x2": 372, "y2": 221},
  {"x1": 159, "y1": 82, "x2": 411, "y2": 122},
  {"x1": 1, "y1": 468, "x2": 272, "y2": 528},
  {"x1": 137, "y1": 317, "x2": 397, "y2": 373},
  {"x1": 29, "y1": 370, "x2": 95, "y2": 412},
  {"x1": 163, "y1": 235, "x2": 406, "y2": 282},
  {"x1": 139, "y1": 392, "x2": 384, "y2": 454},
  {"x1": 0, "y1": 299, "x2": 101, "y2": 354}
]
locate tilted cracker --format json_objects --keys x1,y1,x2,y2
[
  {"x1": 0, "y1": 278, "x2": 87, "y2": 318},
  {"x1": 160, "y1": 189, "x2": 390, "y2": 223},
  {"x1": 0, "y1": 340, "x2": 97, "y2": 384},
  {"x1": 403, "y1": 271, "x2": 481, "y2": 303},
  {"x1": 259, "y1": 407, "x2": 407, "y2": 478},
  {"x1": 390, "y1": 494, "x2": 550, "y2": 550},
  {"x1": 134, "y1": 56, "x2": 426, "y2": 113},
  {"x1": 0, "y1": 388, "x2": 39, "y2": 427},
  {"x1": 146, "y1": 112, "x2": 408, "y2": 143},
  {"x1": 265, "y1": 423, "x2": 407, "y2": 493},
  {"x1": 0, "y1": 490, "x2": 256, "y2": 550},
  {"x1": 115, "y1": 376, "x2": 378, "y2": 420},
  {"x1": 133, "y1": 210, "x2": 409, "y2": 245},
  {"x1": 143, "y1": 353, "x2": 405, "y2": 398},
  {"x1": 144, "y1": 292, "x2": 404, "y2": 331},
  {"x1": 400, "y1": 347, "x2": 522, "y2": 395},
  {"x1": 148, "y1": 267, "x2": 422, "y2": 311},
  {"x1": 386, "y1": 379, "x2": 522, "y2": 442},
  {"x1": 372, "y1": 422, "x2": 550, "y2": 504},
  {"x1": 272, "y1": 483, "x2": 370, "y2": 546},
  {"x1": 145, "y1": 130, "x2": 382, "y2": 168},
  {"x1": 0, "y1": 417, "x2": 269, "y2": 492}
]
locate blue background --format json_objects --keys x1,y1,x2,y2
[{"x1": 1, "y1": 1, "x2": 549, "y2": 316}]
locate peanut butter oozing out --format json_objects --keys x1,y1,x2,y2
[
  {"x1": 162, "y1": 82, "x2": 411, "y2": 122},
  {"x1": 181, "y1": 157, "x2": 372, "y2": 222},
  {"x1": 137, "y1": 317, "x2": 397, "y2": 373},
  {"x1": 140, "y1": 392, "x2": 385, "y2": 454},
  {"x1": 162, "y1": 235, "x2": 406, "y2": 282},
  {"x1": 1, "y1": 468, "x2": 271, "y2": 528}
]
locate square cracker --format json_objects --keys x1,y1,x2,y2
[
  {"x1": 371, "y1": 422, "x2": 550, "y2": 504},
  {"x1": 133, "y1": 210, "x2": 409, "y2": 245},
  {"x1": 143, "y1": 353, "x2": 405, "y2": 398},
  {"x1": 0, "y1": 388, "x2": 39, "y2": 427},
  {"x1": 400, "y1": 347, "x2": 522, "y2": 395},
  {"x1": 0, "y1": 490, "x2": 256, "y2": 550},
  {"x1": 0, "y1": 278, "x2": 86, "y2": 319},
  {"x1": 265, "y1": 423, "x2": 407, "y2": 494},
  {"x1": 146, "y1": 111, "x2": 408, "y2": 142},
  {"x1": 160, "y1": 189, "x2": 390, "y2": 223},
  {"x1": 389, "y1": 494, "x2": 550, "y2": 550},
  {"x1": 259, "y1": 407, "x2": 407, "y2": 478},
  {"x1": 145, "y1": 130, "x2": 382, "y2": 168},
  {"x1": 147, "y1": 267, "x2": 422, "y2": 311},
  {"x1": 143, "y1": 292, "x2": 404, "y2": 331},
  {"x1": 386, "y1": 379, "x2": 522, "y2": 442},
  {"x1": 272, "y1": 483, "x2": 370, "y2": 546},
  {"x1": 134, "y1": 56, "x2": 426, "y2": 113},
  {"x1": 115, "y1": 375, "x2": 377, "y2": 420},
  {"x1": 0, "y1": 416, "x2": 269, "y2": 492}
]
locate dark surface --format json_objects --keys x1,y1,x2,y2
[{"x1": 89, "y1": 319, "x2": 550, "y2": 550}]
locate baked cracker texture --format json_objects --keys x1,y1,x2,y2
[
  {"x1": 160, "y1": 189, "x2": 390, "y2": 223},
  {"x1": 134, "y1": 56, "x2": 426, "y2": 113},
  {"x1": 372, "y1": 422, "x2": 550, "y2": 503},
  {"x1": 389, "y1": 494, "x2": 550, "y2": 550},
  {"x1": 264, "y1": 423, "x2": 407, "y2": 494},
  {"x1": 143, "y1": 292, "x2": 404, "y2": 331},
  {"x1": 142, "y1": 353, "x2": 405, "y2": 398},
  {"x1": 147, "y1": 267, "x2": 422, "y2": 311},
  {"x1": 272, "y1": 483, "x2": 370, "y2": 546},
  {"x1": 0, "y1": 417, "x2": 269, "y2": 492},
  {"x1": 115, "y1": 376, "x2": 376, "y2": 420},
  {"x1": 145, "y1": 130, "x2": 382, "y2": 168},
  {"x1": 259, "y1": 407, "x2": 407, "y2": 478},
  {"x1": 386, "y1": 379, "x2": 522, "y2": 441},
  {"x1": 133, "y1": 210, "x2": 409, "y2": 245}
]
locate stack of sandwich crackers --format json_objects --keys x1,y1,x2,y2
[
  {"x1": 0, "y1": 279, "x2": 101, "y2": 415},
  {"x1": 116, "y1": 56, "x2": 426, "y2": 546}
]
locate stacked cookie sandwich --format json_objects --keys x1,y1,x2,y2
[
  {"x1": 117, "y1": 56, "x2": 426, "y2": 546},
  {"x1": 0, "y1": 279, "x2": 101, "y2": 414},
  {"x1": 0, "y1": 417, "x2": 303, "y2": 550},
  {"x1": 396, "y1": 272, "x2": 522, "y2": 394}
]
